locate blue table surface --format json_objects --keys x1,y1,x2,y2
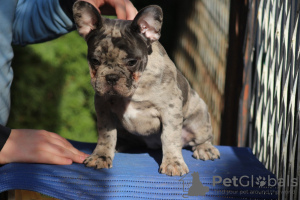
[{"x1": 0, "y1": 141, "x2": 277, "y2": 199}]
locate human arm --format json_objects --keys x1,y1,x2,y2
[{"x1": 12, "y1": 0, "x2": 75, "y2": 45}]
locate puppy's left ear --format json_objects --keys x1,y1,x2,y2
[{"x1": 131, "y1": 5, "x2": 163, "y2": 43}]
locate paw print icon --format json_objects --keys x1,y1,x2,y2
[{"x1": 256, "y1": 176, "x2": 266, "y2": 187}]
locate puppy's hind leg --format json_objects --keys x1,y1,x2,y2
[
  {"x1": 192, "y1": 140, "x2": 220, "y2": 161},
  {"x1": 183, "y1": 121, "x2": 220, "y2": 160},
  {"x1": 183, "y1": 94, "x2": 220, "y2": 161}
]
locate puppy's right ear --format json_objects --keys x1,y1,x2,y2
[{"x1": 73, "y1": 1, "x2": 103, "y2": 39}]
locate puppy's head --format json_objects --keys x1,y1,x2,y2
[{"x1": 73, "y1": 1, "x2": 163, "y2": 98}]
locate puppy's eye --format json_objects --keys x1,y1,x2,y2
[
  {"x1": 90, "y1": 58, "x2": 100, "y2": 66},
  {"x1": 127, "y1": 59, "x2": 137, "y2": 66}
]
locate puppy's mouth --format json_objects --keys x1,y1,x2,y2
[
  {"x1": 106, "y1": 88, "x2": 118, "y2": 95},
  {"x1": 105, "y1": 85, "x2": 124, "y2": 96},
  {"x1": 104, "y1": 85, "x2": 134, "y2": 98}
]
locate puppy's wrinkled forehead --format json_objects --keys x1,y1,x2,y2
[
  {"x1": 92, "y1": 38, "x2": 128, "y2": 63},
  {"x1": 87, "y1": 19, "x2": 146, "y2": 61}
]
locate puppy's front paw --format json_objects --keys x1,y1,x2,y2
[
  {"x1": 159, "y1": 159, "x2": 189, "y2": 176},
  {"x1": 84, "y1": 154, "x2": 113, "y2": 169},
  {"x1": 193, "y1": 142, "x2": 220, "y2": 161}
]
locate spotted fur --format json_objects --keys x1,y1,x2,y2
[{"x1": 73, "y1": 1, "x2": 220, "y2": 176}]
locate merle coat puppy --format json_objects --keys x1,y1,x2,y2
[{"x1": 73, "y1": 1, "x2": 220, "y2": 176}]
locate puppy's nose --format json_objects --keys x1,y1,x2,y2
[{"x1": 105, "y1": 74, "x2": 120, "y2": 86}]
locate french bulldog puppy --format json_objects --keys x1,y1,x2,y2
[{"x1": 73, "y1": 1, "x2": 220, "y2": 176}]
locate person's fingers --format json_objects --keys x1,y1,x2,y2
[
  {"x1": 42, "y1": 142, "x2": 86, "y2": 164},
  {"x1": 124, "y1": 0, "x2": 137, "y2": 20},
  {"x1": 37, "y1": 151, "x2": 73, "y2": 165},
  {"x1": 96, "y1": 0, "x2": 137, "y2": 20},
  {"x1": 47, "y1": 137, "x2": 89, "y2": 158},
  {"x1": 112, "y1": 0, "x2": 137, "y2": 20},
  {"x1": 46, "y1": 132, "x2": 89, "y2": 157},
  {"x1": 107, "y1": 0, "x2": 127, "y2": 20},
  {"x1": 0, "y1": 129, "x2": 88, "y2": 165},
  {"x1": 45, "y1": 130, "x2": 70, "y2": 145},
  {"x1": 30, "y1": 130, "x2": 88, "y2": 163}
]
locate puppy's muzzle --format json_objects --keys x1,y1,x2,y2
[{"x1": 105, "y1": 74, "x2": 120, "y2": 86}]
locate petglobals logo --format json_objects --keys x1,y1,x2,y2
[
  {"x1": 212, "y1": 175, "x2": 298, "y2": 188},
  {"x1": 179, "y1": 173, "x2": 298, "y2": 198}
]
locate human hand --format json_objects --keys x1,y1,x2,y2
[
  {"x1": 80, "y1": 0, "x2": 138, "y2": 20},
  {"x1": 0, "y1": 129, "x2": 89, "y2": 165}
]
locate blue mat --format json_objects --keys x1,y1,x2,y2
[{"x1": 0, "y1": 141, "x2": 277, "y2": 199}]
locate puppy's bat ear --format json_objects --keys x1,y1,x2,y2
[
  {"x1": 73, "y1": 1, "x2": 103, "y2": 39},
  {"x1": 131, "y1": 5, "x2": 163, "y2": 43}
]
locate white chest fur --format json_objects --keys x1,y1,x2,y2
[{"x1": 111, "y1": 99, "x2": 161, "y2": 137}]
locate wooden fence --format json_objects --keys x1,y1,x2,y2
[{"x1": 173, "y1": 0, "x2": 230, "y2": 145}]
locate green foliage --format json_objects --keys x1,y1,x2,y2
[{"x1": 8, "y1": 31, "x2": 97, "y2": 142}]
